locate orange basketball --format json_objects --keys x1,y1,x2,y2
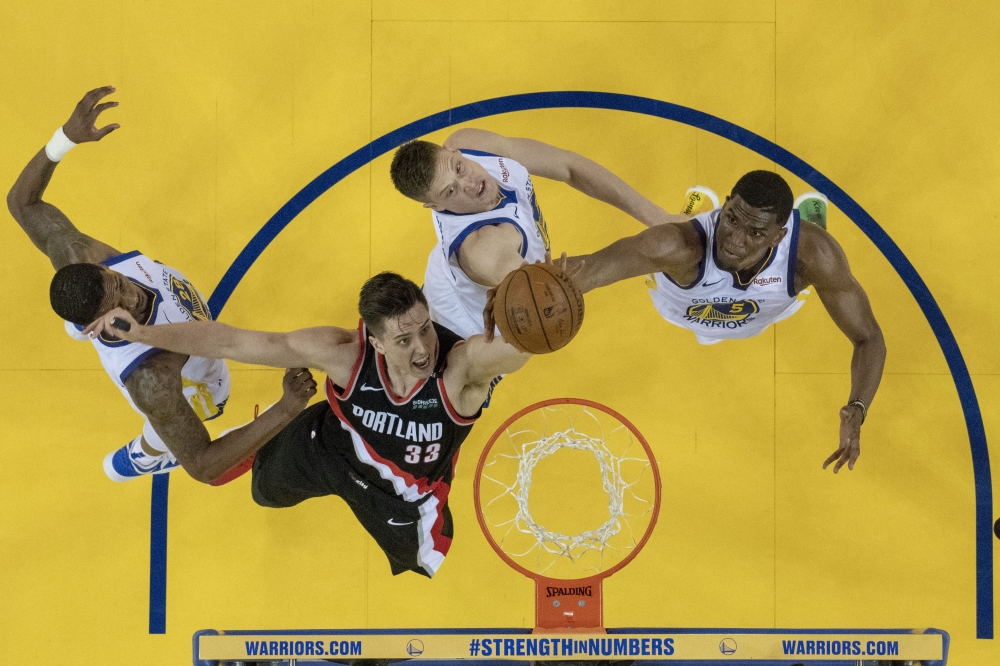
[{"x1": 492, "y1": 263, "x2": 585, "y2": 354}]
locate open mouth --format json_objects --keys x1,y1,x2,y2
[
  {"x1": 477, "y1": 180, "x2": 486, "y2": 198},
  {"x1": 413, "y1": 356, "x2": 431, "y2": 371}
]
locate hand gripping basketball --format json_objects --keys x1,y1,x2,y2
[{"x1": 490, "y1": 254, "x2": 585, "y2": 354}]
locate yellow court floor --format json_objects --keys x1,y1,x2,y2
[{"x1": 1, "y1": 1, "x2": 999, "y2": 664}]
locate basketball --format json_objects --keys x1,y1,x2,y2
[{"x1": 492, "y1": 263, "x2": 585, "y2": 354}]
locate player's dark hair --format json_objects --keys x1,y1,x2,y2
[
  {"x1": 731, "y1": 170, "x2": 794, "y2": 226},
  {"x1": 49, "y1": 263, "x2": 108, "y2": 326},
  {"x1": 390, "y1": 140, "x2": 441, "y2": 201},
  {"x1": 359, "y1": 272, "x2": 428, "y2": 336}
]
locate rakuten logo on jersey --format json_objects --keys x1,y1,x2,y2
[
  {"x1": 134, "y1": 261, "x2": 155, "y2": 284},
  {"x1": 351, "y1": 404, "x2": 443, "y2": 442},
  {"x1": 753, "y1": 276, "x2": 782, "y2": 286},
  {"x1": 498, "y1": 157, "x2": 510, "y2": 183}
]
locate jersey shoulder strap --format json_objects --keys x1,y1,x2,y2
[{"x1": 432, "y1": 322, "x2": 465, "y2": 376}]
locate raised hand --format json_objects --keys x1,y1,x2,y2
[
  {"x1": 540, "y1": 249, "x2": 584, "y2": 280},
  {"x1": 482, "y1": 251, "x2": 582, "y2": 343},
  {"x1": 822, "y1": 404, "x2": 864, "y2": 473},
  {"x1": 63, "y1": 86, "x2": 120, "y2": 144}
]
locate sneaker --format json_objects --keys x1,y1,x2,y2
[
  {"x1": 681, "y1": 186, "x2": 720, "y2": 217},
  {"x1": 795, "y1": 191, "x2": 829, "y2": 229},
  {"x1": 104, "y1": 436, "x2": 180, "y2": 482}
]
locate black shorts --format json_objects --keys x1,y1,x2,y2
[{"x1": 251, "y1": 401, "x2": 454, "y2": 578}]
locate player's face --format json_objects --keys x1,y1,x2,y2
[
  {"x1": 374, "y1": 303, "x2": 439, "y2": 380},
  {"x1": 423, "y1": 148, "x2": 500, "y2": 214},
  {"x1": 99, "y1": 269, "x2": 149, "y2": 318},
  {"x1": 713, "y1": 195, "x2": 787, "y2": 272}
]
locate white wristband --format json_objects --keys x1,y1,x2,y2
[{"x1": 44, "y1": 127, "x2": 77, "y2": 162}]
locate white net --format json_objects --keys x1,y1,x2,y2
[{"x1": 477, "y1": 402, "x2": 659, "y2": 579}]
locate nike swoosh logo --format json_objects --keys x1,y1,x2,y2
[
  {"x1": 387, "y1": 519, "x2": 414, "y2": 526},
  {"x1": 702, "y1": 278, "x2": 725, "y2": 287},
  {"x1": 359, "y1": 384, "x2": 383, "y2": 392}
]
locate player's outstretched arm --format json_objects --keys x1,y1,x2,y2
[
  {"x1": 84, "y1": 308, "x2": 359, "y2": 385},
  {"x1": 6, "y1": 87, "x2": 121, "y2": 269},
  {"x1": 445, "y1": 128, "x2": 685, "y2": 228},
  {"x1": 797, "y1": 223, "x2": 887, "y2": 474},
  {"x1": 567, "y1": 220, "x2": 702, "y2": 293},
  {"x1": 443, "y1": 335, "x2": 532, "y2": 417},
  {"x1": 126, "y1": 354, "x2": 316, "y2": 483}
]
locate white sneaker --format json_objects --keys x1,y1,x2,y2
[{"x1": 104, "y1": 436, "x2": 180, "y2": 482}]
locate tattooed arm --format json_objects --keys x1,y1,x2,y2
[
  {"x1": 124, "y1": 352, "x2": 317, "y2": 484},
  {"x1": 6, "y1": 87, "x2": 122, "y2": 269}
]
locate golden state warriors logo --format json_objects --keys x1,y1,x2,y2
[
  {"x1": 168, "y1": 275, "x2": 211, "y2": 322},
  {"x1": 685, "y1": 299, "x2": 759, "y2": 330}
]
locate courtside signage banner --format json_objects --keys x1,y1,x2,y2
[{"x1": 198, "y1": 632, "x2": 942, "y2": 661}]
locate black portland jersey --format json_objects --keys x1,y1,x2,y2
[{"x1": 325, "y1": 320, "x2": 480, "y2": 502}]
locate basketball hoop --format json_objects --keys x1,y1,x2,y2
[{"x1": 474, "y1": 398, "x2": 661, "y2": 632}]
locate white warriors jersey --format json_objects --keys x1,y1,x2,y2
[
  {"x1": 65, "y1": 251, "x2": 231, "y2": 451},
  {"x1": 423, "y1": 150, "x2": 551, "y2": 338},
  {"x1": 648, "y1": 208, "x2": 806, "y2": 345}
]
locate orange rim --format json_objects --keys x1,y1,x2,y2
[{"x1": 473, "y1": 397, "x2": 661, "y2": 582}]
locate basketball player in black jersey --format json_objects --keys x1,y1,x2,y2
[{"x1": 85, "y1": 271, "x2": 537, "y2": 577}]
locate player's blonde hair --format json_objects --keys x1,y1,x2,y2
[{"x1": 390, "y1": 140, "x2": 441, "y2": 201}]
